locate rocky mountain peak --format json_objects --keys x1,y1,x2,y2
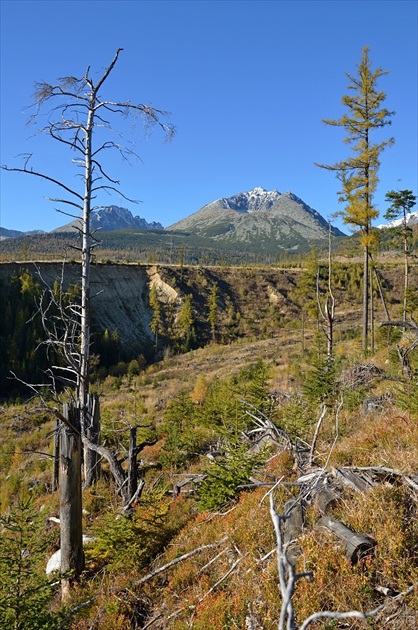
[
  {"x1": 52, "y1": 205, "x2": 163, "y2": 233},
  {"x1": 221, "y1": 187, "x2": 282, "y2": 213},
  {"x1": 167, "y1": 187, "x2": 346, "y2": 251},
  {"x1": 92, "y1": 206, "x2": 163, "y2": 231}
]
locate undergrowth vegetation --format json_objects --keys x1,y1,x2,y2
[{"x1": 0, "y1": 262, "x2": 417, "y2": 629}]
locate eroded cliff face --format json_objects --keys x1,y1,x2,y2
[
  {"x1": 0, "y1": 263, "x2": 159, "y2": 352},
  {"x1": 147, "y1": 266, "x2": 179, "y2": 304},
  {"x1": 0, "y1": 262, "x2": 299, "y2": 354},
  {"x1": 2, "y1": 261, "x2": 411, "y2": 359}
]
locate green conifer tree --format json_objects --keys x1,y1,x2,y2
[
  {"x1": 207, "y1": 282, "x2": 219, "y2": 343},
  {"x1": 317, "y1": 47, "x2": 394, "y2": 354},
  {"x1": 149, "y1": 283, "x2": 164, "y2": 349},
  {"x1": 0, "y1": 499, "x2": 64, "y2": 629},
  {"x1": 177, "y1": 294, "x2": 195, "y2": 352}
]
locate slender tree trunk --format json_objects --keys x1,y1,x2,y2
[
  {"x1": 370, "y1": 266, "x2": 374, "y2": 354},
  {"x1": 373, "y1": 267, "x2": 391, "y2": 321},
  {"x1": 79, "y1": 107, "x2": 94, "y2": 434},
  {"x1": 362, "y1": 245, "x2": 369, "y2": 354},
  {"x1": 403, "y1": 213, "x2": 408, "y2": 323},
  {"x1": 60, "y1": 403, "x2": 84, "y2": 600},
  {"x1": 127, "y1": 427, "x2": 138, "y2": 505},
  {"x1": 84, "y1": 394, "x2": 101, "y2": 489},
  {"x1": 301, "y1": 309, "x2": 305, "y2": 353},
  {"x1": 326, "y1": 222, "x2": 335, "y2": 358},
  {"x1": 52, "y1": 418, "x2": 60, "y2": 492}
]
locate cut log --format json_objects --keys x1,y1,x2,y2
[
  {"x1": 283, "y1": 498, "x2": 304, "y2": 565},
  {"x1": 312, "y1": 482, "x2": 341, "y2": 514},
  {"x1": 316, "y1": 515, "x2": 376, "y2": 564}
]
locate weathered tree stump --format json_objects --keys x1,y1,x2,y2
[
  {"x1": 316, "y1": 515, "x2": 376, "y2": 564},
  {"x1": 283, "y1": 498, "x2": 304, "y2": 565},
  {"x1": 60, "y1": 403, "x2": 84, "y2": 599}
]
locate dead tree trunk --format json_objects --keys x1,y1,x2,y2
[
  {"x1": 83, "y1": 394, "x2": 101, "y2": 489},
  {"x1": 60, "y1": 403, "x2": 84, "y2": 600},
  {"x1": 52, "y1": 417, "x2": 60, "y2": 492},
  {"x1": 316, "y1": 515, "x2": 376, "y2": 564},
  {"x1": 283, "y1": 498, "x2": 304, "y2": 566},
  {"x1": 317, "y1": 221, "x2": 336, "y2": 358},
  {"x1": 127, "y1": 426, "x2": 138, "y2": 505}
]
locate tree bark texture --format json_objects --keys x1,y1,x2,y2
[
  {"x1": 317, "y1": 515, "x2": 376, "y2": 564},
  {"x1": 60, "y1": 403, "x2": 84, "y2": 599},
  {"x1": 83, "y1": 394, "x2": 101, "y2": 489},
  {"x1": 362, "y1": 245, "x2": 369, "y2": 354},
  {"x1": 283, "y1": 498, "x2": 304, "y2": 566},
  {"x1": 52, "y1": 417, "x2": 60, "y2": 492}
]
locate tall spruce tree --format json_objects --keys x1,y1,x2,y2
[
  {"x1": 317, "y1": 47, "x2": 394, "y2": 354},
  {"x1": 207, "y1": 282, "x2": 219, "y2": 343},
  {"x1": 149, "y1": 282, "x2": 164, "y2": 350}
]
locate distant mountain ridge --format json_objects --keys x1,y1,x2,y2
[
  {"x1": 2, "y1": 189, "x2": 346, "y2": 253},
  {"x1": 167, "y1": 187, "x2": 345, "y2": 251},
  {"x1": 52, "y1": 206, "x2": 163, "y2": 233},
  {"x1": 0, "y1": 227, "x2": 45, "y2": 241}
]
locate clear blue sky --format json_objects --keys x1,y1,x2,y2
[{"x1": 1, "y1": 0, "x2": 417, "y2": 233}]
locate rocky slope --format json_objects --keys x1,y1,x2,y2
[
  {"x1": 167, "y1": 187, "x2": 346, "y2": 250},
  {"x1": 52, "y1": 205, "x2": 163, "y2": 233}
]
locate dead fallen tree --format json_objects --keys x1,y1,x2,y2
[{"x1": 316, "y1": 514, "x2": 377, "y2": 564}]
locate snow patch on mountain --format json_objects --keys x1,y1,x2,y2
[
  {"x1": 52, "y1": 206, "x2": 163, "y2": 233},
  {"x1": 377, "y1": 211, "x2": 418, "y2": 229}
]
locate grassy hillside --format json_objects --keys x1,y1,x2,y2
[{"x1": 1, "y1": 290, "x2": 417, "y2": 628}]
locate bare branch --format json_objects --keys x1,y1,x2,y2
[
  {"x1": 299, "y1": 582, "x2": 418, "y2": 629},
  {"x1": 134, "y1": 537, "x2": 229, "y2": 586},
  {"x1": 1, "y1": 165, "x2": 83, "y2": 200},
  {"x1": 95, "y1": 47, "x2": 124, "y2": 92},
  {"x1": 308, "y1": 404, "x2": 326, "y2": 465},
  {"x1": 197, "y1": 553, "x2": 248, "y2": 603}
]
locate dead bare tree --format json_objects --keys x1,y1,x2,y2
[
  {"x1": 316, "y1": 221, "x2": 335, "y2": 358},
  {"x1": 2, "y1": 48, "x2": 173, "y2": 595},
  {"x1": 381, "y1": 318, "x2": 418, "y2": 380}
]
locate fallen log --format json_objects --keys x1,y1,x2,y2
[
  {"x1": 312, "y1": 481, "x2": 341, "y2": 514},
  {"x1": 316, "y1": 515, "x2": 376, "y2": 564},
  {"x1": 283, "y1": 498, "x2": 304, "y2": 565},
  {"x1": 332, "y1": 467, "x2": 376, "y2": 493},
  {"x1": 172, "y1": 474, "x2": 207, "y2": 497}
]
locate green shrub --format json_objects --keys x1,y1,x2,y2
[
  {"x1": 198, "y1": 440, "x2": 265, "y2": 512},
  {"x1": 0, "y1": 497, "x2": 64, "y2": 629}
]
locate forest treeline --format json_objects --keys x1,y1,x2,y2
[
  {"x1": 1, "y1": 255, "x2": 416, "y2": 401},
  {"x1": 0, "y1": 221, "x2": 416, "y2": 265}
]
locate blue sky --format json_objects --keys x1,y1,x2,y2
[{"x1": 1, "y1": 0, "x2": 417, "y2": 233}]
